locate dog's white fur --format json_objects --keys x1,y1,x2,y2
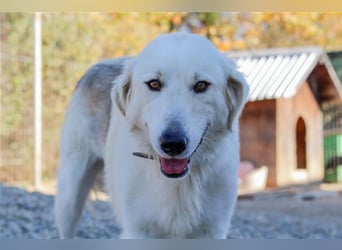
[{"x1": 54, "y1": 33, "x2": 249, "y2": 239}]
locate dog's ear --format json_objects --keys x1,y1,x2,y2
[
  {"x1": 224, "y1": 58, "x2": 249, "y2": 131},
  {"x1": 111, "y1": 59, "x2": 133, "y2": 117}
]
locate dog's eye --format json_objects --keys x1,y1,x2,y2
[
  {"x1": 145, "y1": 79, "x2": 162, "y2": 91},
  {"x1": 193, "y1": 81, "x2": 210, "y2": 93}
]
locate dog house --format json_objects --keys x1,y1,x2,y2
[{"x1": 227, "y1": 47, "x2": 342, "y2": 187}]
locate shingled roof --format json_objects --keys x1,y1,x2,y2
[{"x1": 226, "y1": 47, "x2": 342, "y2": 103}]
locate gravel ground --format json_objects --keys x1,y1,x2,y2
[{"x1": 1, "y1": 183, "x2": 342, "y2": 239}]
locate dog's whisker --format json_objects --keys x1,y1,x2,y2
[{"x1": 132, "y1": 152, "x2": 155, "y2": 160}]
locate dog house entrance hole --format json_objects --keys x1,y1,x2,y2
[{"x1": 296, "y1": 117, "x2": 307, "y2": 169}]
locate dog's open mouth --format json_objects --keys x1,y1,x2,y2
[
  {"x1": 159, "y1": 157, "x2": 190, "y2": 178},
  {"x1": 132, "y1": 124, "x2": 209, "y2": 179}
]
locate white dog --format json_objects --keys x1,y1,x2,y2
[{"x1": 54, "y1": 33, "x2": 249, "y2": 239}]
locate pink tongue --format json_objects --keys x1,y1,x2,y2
[{"x1": 160, "y1": 157, "x2": 188, "y2": 174}]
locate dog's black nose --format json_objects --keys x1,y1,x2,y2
[
  {"x1": 160, "y1": 130, "x2": 188, "y2": 156},
  {"x1": 160, "y1": 135, "x2": 188, "y2": 156}
]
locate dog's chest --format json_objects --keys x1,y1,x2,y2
[{"x1": 141, "y1": 177, "x2": 204, "y2": 237}]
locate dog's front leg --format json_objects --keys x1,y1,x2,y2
[{"x1": 54, "y1": 152, "x2": 102, "y2": 238}]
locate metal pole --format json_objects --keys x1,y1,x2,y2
[{"x1": 34, "y1": 12, "x2": 42, "y2": 190}]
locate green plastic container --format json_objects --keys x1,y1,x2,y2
[{"x1": 324, "y1": 134, "x2": 342, "y2": 183}]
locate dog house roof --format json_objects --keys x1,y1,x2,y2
[{"x1": 226, "y1": 46, "x2": 342, "y2": 103}]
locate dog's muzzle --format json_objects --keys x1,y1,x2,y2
[{"x1": 132, "y1": 124, "x2": 209, "y2": 178}]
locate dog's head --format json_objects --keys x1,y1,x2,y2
[{"x1": 112, "y1": 33, "x2": 249, "y2": 179}]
